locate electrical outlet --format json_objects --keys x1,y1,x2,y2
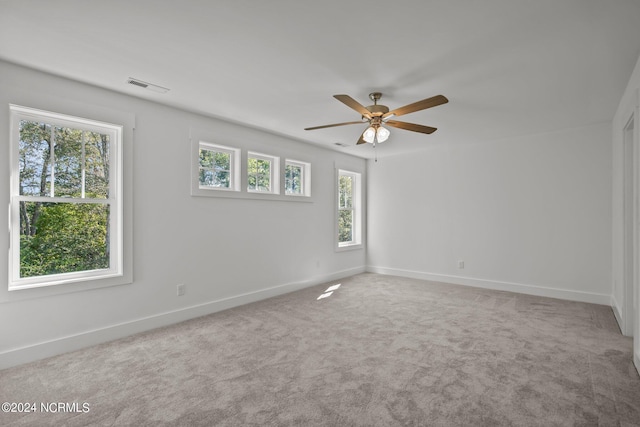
[
  {"x1": 177, "y1": 283, "x2": 186, "y2": 296},
  {"x1": 457, "y1": 260, "x2": 464, "y2": 269}
]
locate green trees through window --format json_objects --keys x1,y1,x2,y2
[
  {"x1": 285, "y1": 163, "x2": 302, "y2": 195},
  {"x1": 14, "y1": 113, "x2": 115, "y2": 283},
  {"x1": 338, "y1": 174, "x2": 354, "y2": 243},
  {"x1": 337, "y1": 169, "x2": 361, "y2": 248},
  {"x1": 199, "y1": 149, "x2": 231, "y2": 188},
  {"x1": 20, "y1": 202, "x2": 110, "y2": 277},
  {"x1": 247, "y1": 156, "x2": 272, "y2": 192}
]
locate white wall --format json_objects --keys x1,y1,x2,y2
[
  {"x1": 368, "y1": 122, "x2": 612, "y2": 304},
  {"x1": 612, "y1": 53, "x2": 640, "y2": 371},
  {"x1": 0, "y1": 61, "x2": 366, "y2": 369}
]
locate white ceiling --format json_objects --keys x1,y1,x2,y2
[{"x1": 1, "y1": 0, "x2": 640, "y2": 159}]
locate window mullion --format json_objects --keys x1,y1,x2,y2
[
  {"x1": 81, "y1": 131, "x2": 86, "y2": 199},
  {"x1": 50, "y1": 125, "x2": 55, "y2": 197},
  {"x1": 16, "y1": 195, "x2": 110, "y2": 205}
]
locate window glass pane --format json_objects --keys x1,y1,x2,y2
[
  {"x1": 19, "y1": 120, "x2": 52, "y2": 196},
  {"x1": 256, "y1": 159, "x2": 269, "y2": 174},
  {"x1": 215, "y1": 170, "x2": 230, "y2": 187},
  {"x1": 248, "y1": 174, "x2": 257, "y2": 190},
  {"x1": 199, "y1": 149, "x2": 231, "y2": 188},
  {"x1": 248, "y1": 157, "x2": 271, "y2": 192},
  {"x1": 84, "y1": 131, "x2": 110, "y2": 199},
  {"x1": 339, "y1": 175, "x2": 353, "y2": 208},
  {"x1": 19, "y1": 201, "x2": 110, "y2": 278},
  {"x1": 257, "y1": 172, "x2": 270, "y2": 191},
  {"x1": 199, "y1": 149, "x2": 214, "y2": 168},
  {"x1": 200, "y1": 169, "x2": 214, "y2": 186},
  {"x1": 215, "y1": 151, "x2": 230, "y2": 171},
  {"x1": 285, "y1": 164, "x2": 302, "y2": 194},
  {"x1": 247, "y1": 157, "x2": 257, "y2": 175},
  {"x1": 19, "y1": 122, "x2": 110, "y2": 200},
  {"x1": 338, "y1": 209, "x2": 353, "y2": 243},
  {"x1": 53, "y1": 127, "x2": 83, "y2": 197}
]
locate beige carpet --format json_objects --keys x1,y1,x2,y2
[{"x1": 1, "y1": 273, "x2": 639, "y2": 426}]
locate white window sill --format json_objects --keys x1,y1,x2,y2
[
  {"x1": 192, "y1": 188, "x2": 313, "y2": 203},
  {"x1": 336, "y1": 242, "x2": 364, "y2": 252}
]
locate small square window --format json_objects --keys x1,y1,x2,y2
[
  {"x1": 248, "y1": 152, "x2": 279, "y2": 194},
  {"x1": 200, "y1": 149, "x2": 231, "y2": 188},
  {"x1": 197, "y1": 142, "x2": 240, "y2": 192},
  {"x1": 285, "y1": 159, "x2": 311, "y2": 197}
]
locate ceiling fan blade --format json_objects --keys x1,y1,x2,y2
[
  {"x1": 385, "y1": 120, "x2": 437, "y2": 134},
  {"x1": 383, "y1": 95, "x2": 448, "y2": 118},
  {"x1": 304, "y1": 121, "x2": 364, "y2": 131},
  {"x1": 356, "y1": 133, "x2": 367, "y2": 145},
  {"x1": 334, "y1": 94, "x2": 372, "y2": 118}
]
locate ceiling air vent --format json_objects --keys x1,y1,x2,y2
[{"x1": 126, "y1": 77, "x2": 169, "y2": 93}]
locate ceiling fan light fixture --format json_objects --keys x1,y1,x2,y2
[
  {"x1": 377, "y1": 126, "x2": 390, "y2": 142},
  {"x1": 363, "y1": 126, "x2": 376, "y2": 143}
]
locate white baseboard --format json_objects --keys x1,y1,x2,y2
[
  {"x1": 610, "y1": 294, "x2": 626, "y2": 335},
  {"x1": 0, "y1": 266, "x2": 365, "y2": 371},
  {"x1": 367, "y1": 266, "x2": 611, "y2": 305}
]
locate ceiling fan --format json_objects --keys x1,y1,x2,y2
[{"x1": 305, "y1": 92, "x2": 448, "y2": 145}]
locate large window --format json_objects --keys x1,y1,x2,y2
[
  {"x1": 9, "y1": 105, "x2": 124, "y2": 290},
  {"x1": 338, "y1": 169, "x2": 362, "y2": 248}
]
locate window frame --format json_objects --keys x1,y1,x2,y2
[
  {"x1": 197, "y1": 141, "x2": 240, "y2": 192},
  {"x1": 247, "y1": 151, "x2": 279, "y2": 194},
  {"x1": 337, "y1": 168, "x2": 363, "y2": 250},
  {"x1": 8, "y1": 105, "x2": 124, "y2": 291},
  {"x1": 285, "y1": 159, "x2": 311, "y2": 197}
]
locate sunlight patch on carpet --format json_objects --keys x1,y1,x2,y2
[{"x1": 317, "y1": 283, "x2": 341, "y2": 300}]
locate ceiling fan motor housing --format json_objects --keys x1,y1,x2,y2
[
  {"x1": 365, "y1": 104, "x2": 389, "y2": 117},
  {"x1": 366, "y1": 92, "x2": 389, "y2": 118}
]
